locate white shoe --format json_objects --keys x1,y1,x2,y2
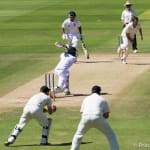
[
  {"x1": 54, "y1": 87, "x2": 63, "y2": 93},
  {"x1": 64, "y1": 88, "x2": 71, "y2": 95},
  {"x1": 121, "y1": 58, "x2": 127, "y2": 64},
  {"x1": 4, "y1": 141, "x2": 13, "y2": 146},
  {"x1": 122, "y1": 60, "x2": 127, "y2": 64},
  {"x1": 4, "y1": 136, "x2": 15, "y2": 146},
  {"x1": 133, "y1": 49, "x2": 138, "y2": 53}
]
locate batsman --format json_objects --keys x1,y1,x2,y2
[
  {"x1": 4, "y1": 85, "x2": 56, "y2": 146},
  {"x1": 53, "y1": 46, "x2": 77, "y2": 96}
]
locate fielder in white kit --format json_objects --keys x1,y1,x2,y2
[
  {"x1": 70, "y1": 85, "x2": 119, "y2": 150},
  {"x1": 118, "y1": 16, "x2": 143, "y2": 64},
  {"x1": 4, "y1": 85, "x2": 56, "y2": 146},
  {"x1": 54, "y1": 46, "x2": 77, "y2": 95}
]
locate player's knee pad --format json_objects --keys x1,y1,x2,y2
[
  {"x1": 12, "y1": 124, "x2": 22, "y2": 136},
  {"x1": 41, "y1": 118, "x2": 52, "y2": 144},
  {"x1": 43, "y1": 118, "x2": 52, "y2": 134}
]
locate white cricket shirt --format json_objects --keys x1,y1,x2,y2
[
  {"x1": 121, "y1": 9, "x2": 136, "y2": 24},
  {"x1": 80, "y1": 93, "x2": 110, "y2": 116},
  {"x1": 55, "y1": 53, "x2": 77, "y2": 72},
  {"x1": 25, "y1": 92, "x2": 52, "y2": 109},
  {"x1": 61, "y1": 18, "x2": 81, "y2": 35},
  {"x1": 121, "y1": 22, "x2": 141, "y2": 38}
]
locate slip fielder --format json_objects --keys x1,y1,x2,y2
[{"x1": 70, "y1": 85, "x2": 119, "y2": 150}]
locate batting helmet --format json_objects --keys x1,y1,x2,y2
[
  {"x1": 68, "y1": 11, "x2": 76, "y2": 17},
  {"x1": 67, "y1": 47, "x2": 77, "y2": 57}
]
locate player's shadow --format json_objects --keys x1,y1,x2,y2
[
  {"x1": 56, "y1": 92, "x2": 111, "y2": 99},
  {"x1": 10, "y1": 141, "x2": 92, "y2": 147},
  {"x1": 51, "y1": 141, "x2": 92, "y2": 146},
  {"x1": 77, "y1": 60, "x2": 113, "y2": 64},
  {"x1": 73, "y1": 92, "x2": 111, "y2": 96},
  {"x1": 129, "y1": 62, "x2": 150, "y2": 66},
  {"x1": 71, "y1": 93, "x2": 90, "y2": 97},
  {"x1": 101, "y1": 92, "x2": 112, "y2": 95}
]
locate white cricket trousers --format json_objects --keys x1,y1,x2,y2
[
  {"x1": 65, "y1": 34, "x2": 79, "y2": 48},
  {"x1": 70, "y1": 115, "x2": 119, "y2": 150},
  {"x1": 19, "y1": 105, "x2": 49, "y2": 128},
  {"x1": 54, "y1": 69, "x2": 69, "y2": 90},
  {"x1": 6, "y1": 106, "x2": 50, "y2": 144},
  {"x1": 120, "y1": 36, "x2": 131, "y2": 61}
]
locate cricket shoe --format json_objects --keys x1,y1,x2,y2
[
  {"x1": 4, "y1": 136, "x2": 15, "y2": 146},
  {"x1": 4, "y1": 141, "x2": 13, "y2": 146},
  {"x1": 121, "y1": 59, "x2": 127, "y2": 64},
  {"x1": 64, "y1": 89, "x2": 71, "y2": 95},
  {"x1": 64, "y1": 91, "x2": 71, "y2": 96},
  {"x1": 40, "y1": 142, "x2": 51, "y2": 146},
  {"x1": 133, "y1": 49, "x2": 138, "y2": 53},
  {"x1": 120, "y1": 57, "x2": 127, "y2": 64}
]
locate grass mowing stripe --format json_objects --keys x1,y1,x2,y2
[
  {"x1": 0, "y1": 0, "x2": 149, "y2": 149},
  {"x1": 0, "y1": 0, "x2": 149, "y2": 95},
  {"x1": 111, "y1": 69, "x2": 150, "y2": 118},
  {"x1": 0, "y1": 0, "x2": 63, "y2": 22},
  {"x1": 0, "y1": 54, "x2": 59, "y2": 96}
]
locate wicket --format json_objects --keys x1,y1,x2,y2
[{"x1": 45, "y1": 73, "x2": 55, "y2": 101}]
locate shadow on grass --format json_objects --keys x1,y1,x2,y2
[
  {"x1": 77, "y1": 60, "x2": 113, "y2": 64},
  {"x1": 56, "y1": 92, "x2": 111, "y2": 99},
  {"x1": 9, "y1": 141, "x2": 92, "y2": 147},
  {"x1": 129, "y1": 63, "x2": 150, "y2": 66},
  {"x1": 73, "y1": 92, "x2": 111, "y2": 96}
]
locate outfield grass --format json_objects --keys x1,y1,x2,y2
[
  {"x1": 0, "y1": 53, "x2": 59, "y2": 96},
  {"x1": 0, "y1": 0, "x2": 150, "y2": 95},
  {"x1": 0, "y1": 0, "x2": 150, "y2": 149},
  {"x1": 0, "y1": 70, "x2": 150, "y2": 149},
  {"x1": 0, "y1": 69, "x2": 149, "y2": 150}
]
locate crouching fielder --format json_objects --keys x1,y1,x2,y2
[
  {"x1": 118, "y1": 16, "x2": 143, "y2": 64},
  {"x1": 70, "y1": 85, "x2": 119, "y2": 150},
  {"x1": 4, "y1": 85, "x2": 56, "y2": 146}
]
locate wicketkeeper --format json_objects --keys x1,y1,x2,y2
[{"x1": 4, "y1": 85, "x2": 56, "y2": 146}]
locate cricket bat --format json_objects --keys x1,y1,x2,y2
[{"x1": 81, "y1": 39, "x2": 90, "y2": 59}]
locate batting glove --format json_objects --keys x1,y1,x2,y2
[{"x1": 62, "y1": 33, "x2": 67, "y2": 40}]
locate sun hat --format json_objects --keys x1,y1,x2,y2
[{"x1": 124, "y1": 1, "x2": 132, "y2": 6}]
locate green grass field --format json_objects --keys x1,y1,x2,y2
[
  {"x1": 0, "y1": 0, "x2": 150, "y2": 149},
  {"x1": 0, "y1": 0, "x2": 150, "y2": 96}
]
